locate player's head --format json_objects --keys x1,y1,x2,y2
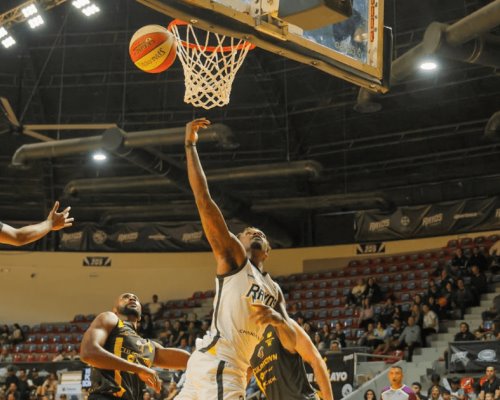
[
  {"x1": 388, "y1": 366, "x2": 403, "y2": 388},
  {"x1": 114, "y1": 292, "x2": 142, "y2": 320},
  {"x1": 237, "y1": 227, "x2": 271, "y2": 261}
]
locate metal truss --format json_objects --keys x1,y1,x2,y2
[{"x1": 0, "y1": 0, "x2": 67, "y2": 29}]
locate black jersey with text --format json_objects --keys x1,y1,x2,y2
[
  {"x1": 89, "y1": 319, "x2": 155, "y2": 400},
  {"x1": 250, "y1": 325, "x2": 317, "y2": 400}
]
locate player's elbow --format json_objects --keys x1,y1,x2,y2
[{"x1": 79, "y1": 344, "x2": 97, "y2": 364}]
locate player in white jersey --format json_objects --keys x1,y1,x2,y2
[
  {"x1": 176, "y1": 118, "x2": 297, "y2": 400},
  {"x1": 380, "y1": 366, "x2": 417, "y2": 400}
]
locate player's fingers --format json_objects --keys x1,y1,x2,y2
[
  {"x1": 62, "y1": 206, "x2": 71, "y2": 214},
  {"x1": 66, "y1": 218, "x2": 75, "y2": 223},
  {"x1": 51, "y1": 201, "x2": 59, "y2": 214}
]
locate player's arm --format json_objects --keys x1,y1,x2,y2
[
  {"x1": 185, "y1": 118, "x2": 246, "y2": 275},
  {"x1": 291, "y1": 319, "x2": 333, "y2": 400},
  {"x1": 80, "y1": 312, "x2": 161, "y2": 393},
  {"x1": 151, "y1": 341, "x2": 190, "y2": 370},
  {"x1": 0, "y1": 201, "x2": 73, "y2": 246}
]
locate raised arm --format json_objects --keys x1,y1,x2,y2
[
  {"x1": 152, "y1": 341, "x2": 190, "y2": 370},
  {"x1": 292, "y1": 319, "x2": 334, "y2": 400},
  {"x1": 0, "y1": 201, "x2": 73, "y2": 246},
  {"x1": 80, "y1": 312, "x2": 161, "y2": 393},
  {"x1": 185, "y1": 118, "x2": 246, "y2": 275}
]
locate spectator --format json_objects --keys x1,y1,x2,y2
[
  {"x1": 453, "y1": 279, "x2": 475, "y2": 318},
  {"x1": 397, "y1": 316, "x2": 421, "y2": 362},
  {"x1": 427, "y1": 296, "x2": 440, "y2": 315},
  {"x1": 8, "y1": 324, "x2": 24, "y2": 345},
  {"x1": 289, "y1": 303, "x2": 304, "y2": 321},
  {"x1": 364, "y1": 389, "x2": 377, "y2": 400},
  {"x1": 328, "y1": 340, "x2": 342, "y2": 353},
  {"x1": 438, "y1": 282, "x2": 456, "y2": 319},
  {"x1": 469, "y1": 247, "x2": 488, "y2": 272},
  {"x1": 333, "y1": 322, "x2": 346, "y2": 348},
  {"x1": 5, "y1": 384, "x2": 19, "y2": 400},
  {"x1": 478, "y1": 366, "x2": 500, "y2": 400},
  {"x1": 422, "y1": 303, "x2": 439, "y2": 346},
  {"x1": 349, "y1": 278, "x2": 367, "y2": 306},
  {"x1": 358, "y1": 298, "x2": 375, "y2": 330},
  {"x1": 470, "y1": 265, "x2": 488, "y2": 306},
  {"x1": 411, "y1": 303, "x2": 423, "y2": 327},
  {"x1": 454, "y1": 322, "x2": 476, "y2": 341},
  {"x1": 358, "y1": 322, "x2": 376, "y2": 348},
  {"x1": 380, "y1": 297, "x2": 397, "y2": 325},
  {"x1": 411, "y1": 382, "x2": 427, "y2": 400},
  {"x1": 5, "y1": 366, "x2": 19, "y2": 387},
  {"x1": 428, "y1": 385, "x2": 443, "y2": 400},
  {"x1": 36, "y1": 373, "x2": 57, "y2": 400},
  {"x1": 372, "y1": 322, "x2": 390, "y2": 354},
  {"x1": 17, "y1": 370, "x2": 34, "y2": 400},
  {"x1": 142, "y1": 391, "x2": 150, "y2": 400},
  {"x1": 0, "y1": 347, "x2": 12, "y2": 363},
  {"x1": 447, "y1": 377, "x2": 466, "y2": 400},
  {"x1": 428, "y1": 373, "x2": 448, "y2": 395},
  {"x1": 440, "y1": 270, "x2": 455, "y2": 293},
  {"x1": 138, "y1": 313, "x2": 154, "y2": 338},
  {"x1": 484, "y1": 393, "x2": 494, "y2": 400},
  {"x1": 29, "y1": 369, "x2": 44, "y2": 387},
  {"x1": 427, "y1": 280, "x2": 442, "y2": 301},
  {"x1": 451, "y1": 248, "x2": 468, "y2": 269},
  {"x1": 313, "y1": 332, "x2": 328, "y2": 351},
  {"x1": 0, "y1": 325, "x2": 9, "y2": 344},
  {"x1": 413, "y1": 294, "x2": 424, "y2": 308},
  {"x1": 366, "y1": 277, "x2": 383, "y2": 304},
  {"x1": 146, "y1": 294, "x2": 162, "y2": 318},
  {"x1": 441, "y1": 389, "x2": 451, "y2": 400}
]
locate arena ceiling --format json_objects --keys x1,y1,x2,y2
[{"x1": 0, "y1": 0, "x2": 499, "y2": 247}]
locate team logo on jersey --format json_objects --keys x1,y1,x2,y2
[
  {"x1": 265, "y1": 331, "x2": 274, "y2": 347},
  {"x1": 257, "y1": 346, "x2": 264, "y2": 359},
  {"x1": 245, "y1": 283, "x2": 278, "y2": 308}
]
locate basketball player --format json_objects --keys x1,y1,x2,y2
[
  {"x1": 176, "y1": 117, "x2": 297, "y2": 400},
  {"x1": 250, "y1": 316, "x2": 334, "y2": 400},
  {"x1": 80, "y1": 293, "x2": 190, "y2": 400},
  {"x1": 380, "y1": 366, "x2": 417, "y2": 400},
  {"x1": 0, "y1": 201, "x2": 73, "y2": 246}
]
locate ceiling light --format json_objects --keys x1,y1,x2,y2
[
  {"x1": 72, "y1": 0, "x2": 90, "y2": 9},
  {"x1": 1, "y1": 36, "x2": 16, "y2": 49},
  {"x1": 0, "y1": 27, "x2": 7, "y2": 39},
  {"x1": 92, "y1": 152, "x2": 107, "y2": 161},
  {"x1": 28, "y1": 15, "x2": 44, "y2": 29},
  {"x1": 420, "y1": 61, "x2": 437, "y2": 71},
  {"x1": 22, "y1": 4, "x2": 38, "y2": 18},
  {"x1": 82, "y1": 4, "x2": 100, "y2": 16}
]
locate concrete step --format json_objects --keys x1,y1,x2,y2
[{"x1": 482, "y1": 292, "x2": 499, "y2": 301}]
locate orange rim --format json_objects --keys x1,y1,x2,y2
[{"x1": 167, "y1": 19, "x2": 255, "y2": 52}]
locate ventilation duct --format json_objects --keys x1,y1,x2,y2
[
  {"x1": 11, "y1": 123, "x2": 235, "y2": 168},
  {"x1": 64, "y1": 160, "x2": 322, "y2": 196}
]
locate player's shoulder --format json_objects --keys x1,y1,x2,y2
[{"x1": 92, "y1": 311, "x2": 119, "y2": 327}]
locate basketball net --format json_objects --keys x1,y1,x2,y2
[{"x1": 168, "y1": 20, "x2": 254, "y2": 110}]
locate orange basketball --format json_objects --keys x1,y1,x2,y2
[{"x1": 129, "y1": 25, "x2": 177, "y2": 74}]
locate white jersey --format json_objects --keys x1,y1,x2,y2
[{"x1": 199, "y1": 258, "x2": 280, "y2": 371}]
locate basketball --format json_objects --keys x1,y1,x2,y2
[{"x1": 129, "y1": 24, "x2": 177, "y2": 74}]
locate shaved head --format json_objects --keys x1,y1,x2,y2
[{"x1": 114, "y1": 293, "x2": 142, "y2": 320}]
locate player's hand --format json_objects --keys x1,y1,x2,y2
[
  {"x1": 137, "y1": 367, "x2": 162, "y2": 393},
  {"x1": 185, "y1": 118, "x2": 210, "y2": 146},
  {"x1": 47, "y1": 201, "x2": 74, "y2": 231},
  {"x1": 250, "y1": 304, "x2": 284, "y2": 327}
]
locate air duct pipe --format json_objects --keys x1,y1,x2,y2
[
  {"x1": 355, "y1": 0, "x2": 500, "y2": 113},
  {"x1": 63, "y1": 160, "x2": 322, "y2": 196},
  {"x1": 11, "y1": 123, "x2": 235, "y2": 168}
]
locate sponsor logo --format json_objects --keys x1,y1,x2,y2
[
  {"x1": 83, "y1": 257, "x2": 111, "y2": 267},
  {"x1": 450, "y1": 350, "x2": 469, "y2": 366},
  {"x1": 356, "y1": 243, "x2": 385, "y2": 254},
  {"x1": 422, "y1": 213, "x2": 443, "y2": 227},
  {"x1": 148, "y1": 233, "x2": 167, "y2": 241},
  {"x1": 92, "y1": 230, "x2": 107, "y2": 244},
  {"x1": 245, "y1": 283, "x2": 278, "y2": 308},
  {"x1": 182, "y1": 231, "x2": 203, "y2": 243},
  {"x1": 453, "y1": 212, "x2": 479, "y2": 220},
  {"x1": 117, "y1": 232, "x2": 139, "y2": 243},
  {"x1": 329, "y1": 371, "x2": 349, "y2": 382},
  {"x1": 60, "y1": 231, "x2": 83, "y2": 243},
  {"x1": 264, "y1": 331, "x2": 274, "y2": 347},
  {"x1": 400, "y1": 216, "x2": 410, "y2": 227},
  {"x1": 254, "y1": 354, "x2": 278, "y2": 374},
  {"x1": 368, "y1": 219, "x2": 390, "y2": 232},
  {"x1": 342, "y1": 384, "x2": 353, "y2": 397},
  {"x1": 239, "y1": 329, "x2": 260, "y2": 339},
  {"x1": 477, "y1": 349, "x2": 497, "y2": 362},
  {"x1": 257, "y1": 346, "x2": 264, "y2": 359}
]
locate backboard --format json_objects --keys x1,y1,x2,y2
[{"x1": 136, "y1": 0, "x2": 391, "y2": 93}]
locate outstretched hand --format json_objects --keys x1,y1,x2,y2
[
  {"x1": 250, "y1": 303, "x2": 284, "y2": 327},
  {"x1": 185, "y1": 118, "x2": 211, "y2": 146},
  {"x1": 137, "y1": 367, "x2": 162, "y2": 393},
  {"x1": 47, "y1": 201, "x2": 74, "y2": 231}
]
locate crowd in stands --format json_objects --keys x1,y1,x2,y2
[{"x1": 1, "y1": 239, "x2": 500, "y2": 400}]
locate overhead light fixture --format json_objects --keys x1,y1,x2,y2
[
  {"x1": 0, "y1": 27, "x2": 8, "y2": 39},
  {"x1": 28, "y1": 15, "x2": 44, "y2": 29},
  {"x1": 82, "y1": 4, "x2": 100, "y2": 16},
  {"x1": 1, "y1": 36, "x2": 16, "y2": 49},
  {"x1": 92, "y1": 152, "x2": 107, "y2": 161},
  {"x1": 22, "y1": 4, "x2": 38, "y2": 18},
  {"x1": 420, "y1": 61, "x2": 438, "y2": 71},
  {"x1": 72, "y1": 0, "x2": 91, "y2": 9}
]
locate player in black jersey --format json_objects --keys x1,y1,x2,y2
[
  {"x1": 0, "y1": 201, "x2": 73, "y2": 246},
  {"x1": 80, "y1": 293, "x2": 190, "y2": 400},
  {"x1": 250, "y1": 311, "x2": 333, "y2": 400}
]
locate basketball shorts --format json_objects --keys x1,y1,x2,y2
[{"x1": 175, "y1": 350, "x2": 246, "y2": 400}]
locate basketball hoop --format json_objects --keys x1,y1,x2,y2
[{"x1": 168, "y1": 19, "x2": 255, "y2": 110}]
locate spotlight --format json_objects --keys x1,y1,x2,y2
[
  {"x1": 82, "y1": 4, "x2": 100, "y2": 16},
  {"x1": 1, "y1": 36, "x2": 16, "y2": 49},
  {"x1": 420, "y1": 61, "x2": 437, "y2": 71},
  {"x1": 92, "y1": 152, "x2": 107, "y2": 161},
  {"x1": 0, "y1": 27, "x2": 7, "y2": 39},
  {"x1": 28, "y1": 15, "x2": 44, "y2": 29},
  {"x1": 22, "y1": 4, "x2": 38, "y2": 18},
  {"x1": 72, "y1": 0, "x2": 90, "y2": 9}
]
